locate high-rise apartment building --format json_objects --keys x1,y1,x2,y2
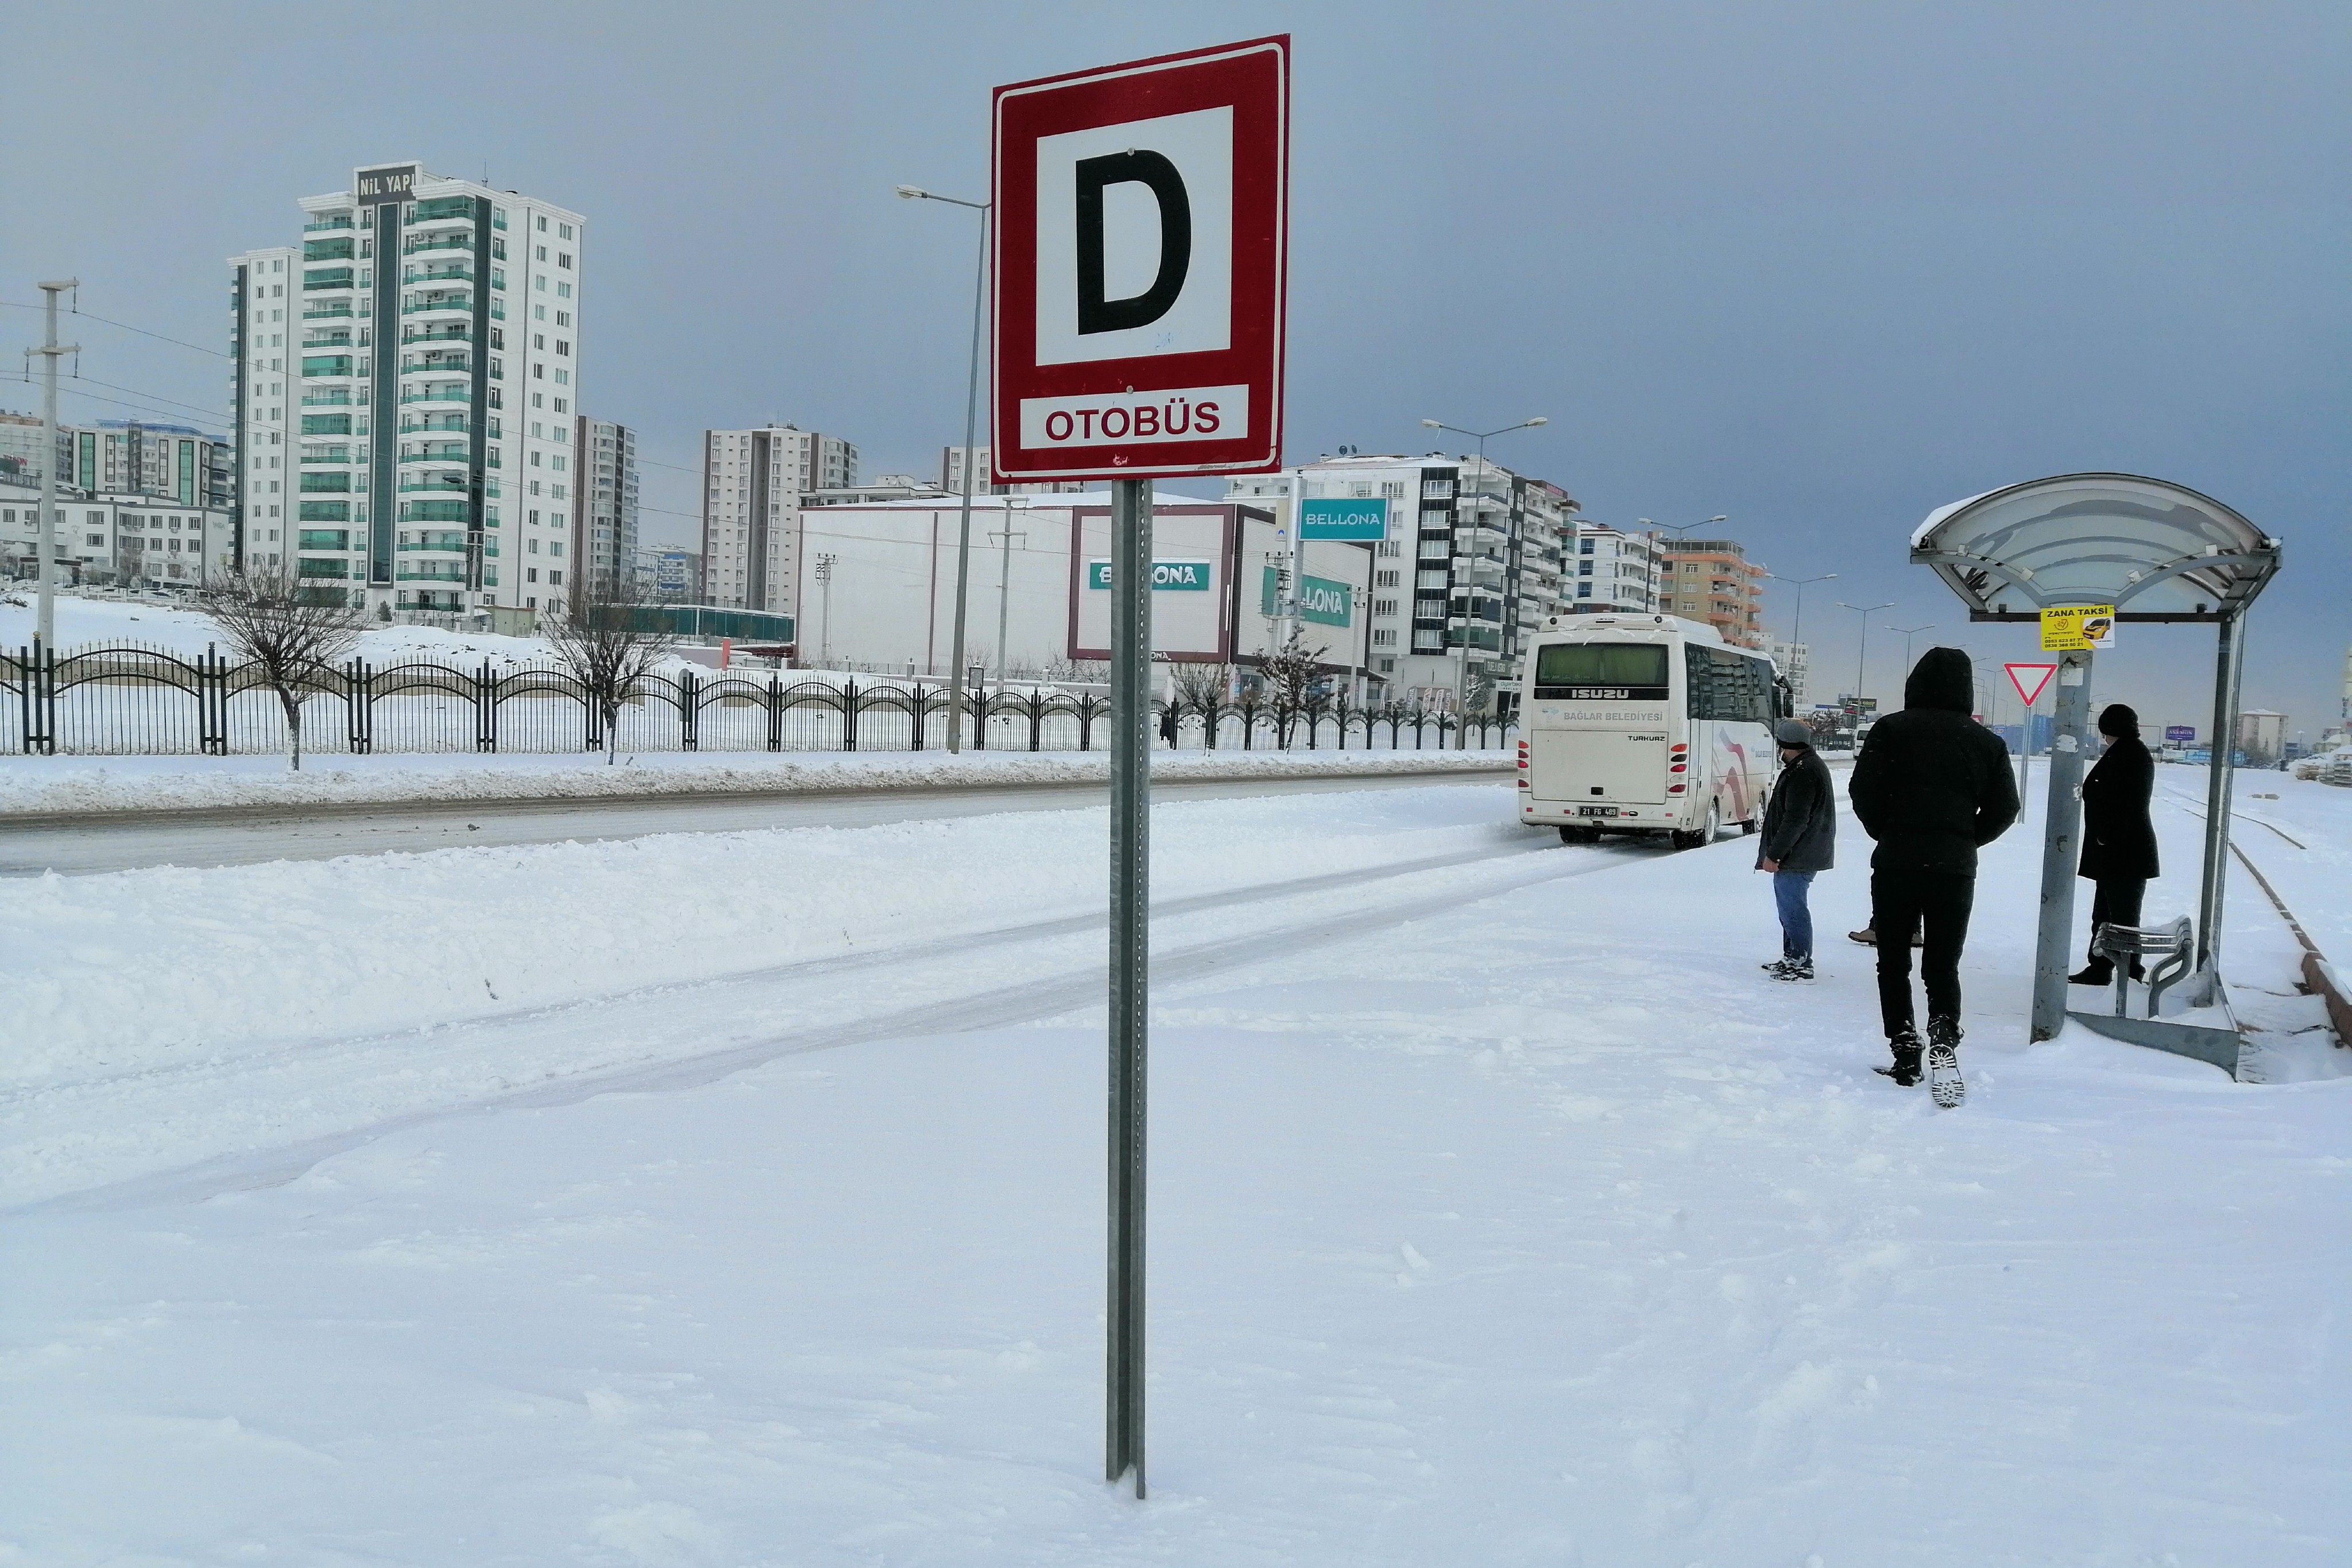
[
  {"x1": 1661, "y1": 537, "x2": 1769, "y2": 649},
  {"x1": 1228, "y1": 452, "x2": 1576, "y2": 708},
  {"x1": 570, "y1": 417, "x2": 638, "y2": 598},
  {"x1": 231, "y1": 161, "x2": 586, "y2": 611},
  {"x1": 701, "y1": 424, "x2": 858, "y2": 613},
  {"x1": 939, "y1": 446, "x2": 1089, "y2": 497},
  {"x1": 43, "y1": 420, "x2": 232, "y2": 508},
  {"x1": 1565, "y1": 522, "x2": 1663, "y2": 615}
]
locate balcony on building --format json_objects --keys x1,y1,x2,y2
[
  {"x1": 303, "y1": 267, "x2": 355, "y2": 293},
  {"x1": 303, "y1": 214, "x2": 354, "y2": 233},
  {"x1": 404, "y1": 265, "x2": 475, "y2": 288},
  {"x1": 403, "y1": 231, "x2": 475, "y2": 258},
  {"x1": 402, "y1": 294, "x2": 472, "y2": 318},
  {"x1": 406, "y1": 197, "x2": 477, "y2": 230},
  {"x1": 302, "y1": 301, "x2": 354, "y2": 320},
  {"x1": 399, "y1": 384, "x2": 473, "y2": 406}
]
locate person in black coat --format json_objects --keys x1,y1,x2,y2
[
  {"x1": 1757, "y1": 717, "x2": 1836, "y2": 980},
  {"x1": 2069, "y1": 703, "x2": 2160, "y2": 984},
  {"x1": 1847, "y1": 646, "x2": 2021, "y2": 1091}
]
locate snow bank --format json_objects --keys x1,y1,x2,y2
[{"x1": 0, "y1": 744, "x2": 1506, "y2": 819}]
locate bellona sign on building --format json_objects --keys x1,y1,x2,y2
[{"x1": 991, "y1": 37, "x2": 1289, "y2": 482}]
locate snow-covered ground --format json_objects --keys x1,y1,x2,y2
[
  {"x1": 3, "y1": 773, "x2": 2347, "y2": 1564},
  {"x1": 0, "y1": 745, "x2": 1506, "y2": 818}
]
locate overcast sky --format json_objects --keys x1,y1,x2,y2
[{"x1": 5, "y1": 1, "x2": 2346, "y2": 735}]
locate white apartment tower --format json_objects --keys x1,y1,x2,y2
[
  {"x1": 1229, "y1": 453, "x2": 1575, "y2": 708},
  {"x1": 230, "y1": 161, "x2": 586, "y2": 611},
  {"x1": 702, "y1": 424, "x2": 857, "y2": 613},
  {"x1": 570, "y1": 416, "x2": 639, "y2": 598},
  {"x1": 1567, "y1": 521, "x2": 1664, "y2": 615}
]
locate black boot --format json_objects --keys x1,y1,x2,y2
[
  {"x1": 1926, "y1": 1016, "x2": 1965, "y2": 1108},
  {"x1": 1874, "y1": 1027, "x2": 1924, "y2": 1087},
  {"x1": 2069, "y1": 963, "x2": 2113, "y2": 985}
]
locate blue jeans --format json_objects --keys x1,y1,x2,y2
[{"x1": 1773, "y1": 869, "x2": 1816, "y2": 962}]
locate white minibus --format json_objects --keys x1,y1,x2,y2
[{"x1": 1515, "y1": 613, "x2": 1789, "y2": 848}]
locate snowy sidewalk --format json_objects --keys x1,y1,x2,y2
[{"x1": 3, "y1": 777, "x2": 2347, "y2": 1565}]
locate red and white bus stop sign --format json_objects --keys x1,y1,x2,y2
[
  {"x1": 2006, "y1": 661, "x2": 2057, "y2": 706},
  {"x1": 992, "y1": 36, "x2": 1289, "y2": 482}
]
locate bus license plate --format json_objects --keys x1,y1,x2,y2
[{"x1": 1577, "y1": 806, "x2": 1619, "y2": 817}]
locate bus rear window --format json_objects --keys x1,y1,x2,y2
[{"x1": 1533, "y1": 643, "x2": 1669, "y2": 689}]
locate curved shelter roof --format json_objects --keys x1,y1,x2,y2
[{"x1": 1909, "y1": 473, "x2": 2280, "y2": 622}]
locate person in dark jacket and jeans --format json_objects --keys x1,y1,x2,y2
[
  {"x1": 2069, "y1": 703, "x2": 2160, "y2": 984},
  {"x1": 1847, "y1": 646, "x2": 2021, "y2": 1103},
  {"x1": 1757, "y1": 717, "x2": 1836, "y2": 981}
]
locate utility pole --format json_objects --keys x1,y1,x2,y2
[
  {"x1": 25, "y1": 280, "x2": 80, "y2": 649},
  {"x1": 1349, "y1": 584, "x2": 1368, "y2": 710},
  {"x1": 988, "y1": 524, "x2": 1028, "y2": 684},
  {"x1": 814, "y1": 553, "x2": 837, "y2": 666}
]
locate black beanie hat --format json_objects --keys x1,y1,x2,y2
[{"x1": 2098, "y1": 703, "x2": 2139, "y2": 737}]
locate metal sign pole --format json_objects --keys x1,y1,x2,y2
[
  {"x1": 1106, "y1": 475, "x2": 1151, "y2": 1498},
  {"x1": 2030, "y1": 647, "x2": 2095, "y2": 1041}
]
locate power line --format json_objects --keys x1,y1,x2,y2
[
  {"x1": 61, "y1": 374, "x2": 235, "y2": 425},
  {"x1": 0, "y1": 296, "x2": 230, "y2": 359}
]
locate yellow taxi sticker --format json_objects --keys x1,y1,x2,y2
[{"x1": 2040, "y1": 604, "x2": 2116, "y2": 652}]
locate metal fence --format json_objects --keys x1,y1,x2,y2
[{"x1": 2, "y1": 643, "x2": 1517, "y2": 758}]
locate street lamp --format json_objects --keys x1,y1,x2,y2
[
  {"x1": 1765, "y1": 571, "x2": 1837, "y2": 648},
  {"x1": 1836, "y1": 601, "x2": 1895, "y2": 713},
  {"x1": 1886, "y1": 622, "x2": 1936, "y2": 676},
  {"x1": 1421, "y1": 416, "x2": 1547, "y2": 746},
  {"x1": 897, "y1": 183, "x2": 989, "y2": 752}
]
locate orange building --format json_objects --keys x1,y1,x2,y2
[{"x1": 1661, "y1": 537, "x2": 1768, "y2": 649}]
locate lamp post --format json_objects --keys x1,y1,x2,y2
[
  {"x1": 1639, "y1": 514, "x2": 1729, "y2": 629},
  {"x1": 1766, "y1": 571, "x2": 1837, "y2": 648},
  {"x1": 896, "y1": 184, "x2": 989, "y2": 752},
  {"x1": 1836, "y1": 601, "x2": 1895, "y2": 715},
  {"x1": 1886, "y1": 622, "x2": 1936, "y2": 677},
  {"x1": 1421, "y1": 417, "x2": 1546, "y2": 746}
]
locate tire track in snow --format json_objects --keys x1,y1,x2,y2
[{"x1": 13, "y1": 835, "x2": 1645, "y2": 1214}]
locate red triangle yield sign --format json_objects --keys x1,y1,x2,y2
[{"x1": 2006, "y1": 662, "x2": 2057, "y2": 706}]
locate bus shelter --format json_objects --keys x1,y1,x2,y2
[{"x1": 1909, "y1": 474, "x2": 2283, "y2": 1076}]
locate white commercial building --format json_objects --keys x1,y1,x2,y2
[
  {"x1": 2, "y1": 478, "x2": 234, "y2": 589},
  {"x1": 784, "y1": 492, "x2": 1371, "y2": 682},
  {"x1": 701, "y1": 424, "x2": 860, "y2": 614},
  {"x1": 231, "y1": 161, "x2": 587, "y2": 612},
  {"x1": 1228, "y1": 454, "x2": 1576, "y2": 710}
]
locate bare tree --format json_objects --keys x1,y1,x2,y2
[
  {"x1": 543, "y1": 578, "x2": 678, "y2": 765},
  {"x1": 202, "y1": 562, "x2": 365, "y2": 771},
  {"x1": 1256, "y1": 630, "x2": 1328, "y2": 747}
]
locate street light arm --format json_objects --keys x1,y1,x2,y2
[{"x1": 896, "y1": 184, "x2": 989, "y2": 211}]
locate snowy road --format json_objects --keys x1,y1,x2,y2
[
  {"x1": 0, "y1": 764, "x2": 1510, "y2": 876},
  {"x1": 5, "y1": 776, "x2": 2348, "y2": 1565}
]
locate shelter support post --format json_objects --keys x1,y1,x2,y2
[
  {"x1": 1105, "y1": 477, "x2": 1150, "y2": 1497},
  {"x1": 2030, "y1": 648, "x2": 2095, "y2": 1042},
  {"x1": 2190, "y1": 614, "x2": 2249, "y2": 1001}
]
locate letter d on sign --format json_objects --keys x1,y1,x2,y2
[{"x1": 1077, "y1": 150, "x2": 1191, "y2": 335}]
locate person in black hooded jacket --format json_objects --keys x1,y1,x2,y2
[
  {"x1": 2069, "y1": 703, "x2": 2160, "y2": 984},
  {"x1": 1847, "y1": 646, "x2": 2021, "y2": 1097}
]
